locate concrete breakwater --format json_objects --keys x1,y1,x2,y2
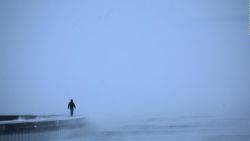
[{"x1": 0, "y1": 115, "x2": 86, "y2": 141}]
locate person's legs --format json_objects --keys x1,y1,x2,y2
[{"x1": 70, "y1": 109, "x2": 73, "y2": 116}]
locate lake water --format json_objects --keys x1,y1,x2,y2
[{"x1": 56, "y1": 116, "x2": 250, "y2": 141}]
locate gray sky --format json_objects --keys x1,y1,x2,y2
[{"x1": 0, "y1": 0, "x2": 249, "y2": 120}]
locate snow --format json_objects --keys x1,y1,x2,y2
[{"x1": 0, "y1": 115, "x2": 84, "y2": 125}]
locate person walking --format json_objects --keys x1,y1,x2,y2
[{"x1": 68, "y1": 99, "x2": 76, "y2": 117}]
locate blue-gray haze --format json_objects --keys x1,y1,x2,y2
[{"x1": 0, "y1": 0, "x2": 249, "y2": 122}]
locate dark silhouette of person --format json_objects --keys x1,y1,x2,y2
[{"x1": 68, "y1": 99, "x2": 76, "y2": 117}]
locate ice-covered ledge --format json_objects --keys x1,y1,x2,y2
[{"x1": 0, "y1": 115, "x2": 85, "y2": 134}]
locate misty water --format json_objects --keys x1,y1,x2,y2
[{"x1": 49, "y1": 116, "x2": 250, "y2": 141}]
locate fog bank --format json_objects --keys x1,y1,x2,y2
[{"x1": 0, "y1": 0, "x2": 249, "y2": 122}]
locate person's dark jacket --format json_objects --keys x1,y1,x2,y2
[{"x1": 68, "y1": 101, "x2": 76, "y2": 110}]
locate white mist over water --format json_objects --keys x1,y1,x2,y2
[
  {"x1": 0, "y1": 0, "x2": 249, "y2": 118},
  {"x1": 53, "y1": 116, "x2": 250, "y2": 141}
]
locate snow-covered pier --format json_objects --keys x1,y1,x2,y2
[{"x1": 0, "y1": 115, "x2": 85, "y2": 141}]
